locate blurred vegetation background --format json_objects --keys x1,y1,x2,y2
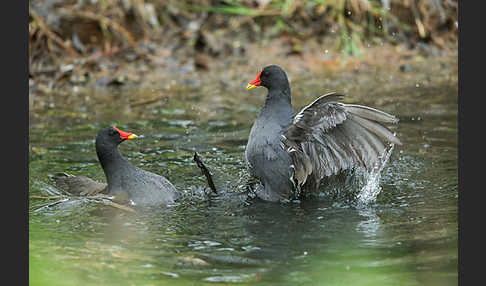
[{"x1": 30, "y1": 0, "x2": 457, "y2": 71}]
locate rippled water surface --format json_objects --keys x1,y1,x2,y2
[{"x1": 29, "y1": 64, "x2": 457, "y2": 285}]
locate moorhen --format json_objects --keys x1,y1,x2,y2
[
  {"x1": 52, "y1": 126, "x2": 179, "y2": 206},
  {"x1": 244, "y1": 65, "x2": 401, "y2": 202}
]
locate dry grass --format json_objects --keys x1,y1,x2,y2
[{"x1": 29, "y1": 0, "x2": 457, "y2": 66}]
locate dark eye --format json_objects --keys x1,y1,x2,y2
[{"x1": 109, "y1": 129, "x2": 117, "y2": 136}]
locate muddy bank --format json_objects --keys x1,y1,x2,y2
[
  {"x1": 29, "y1": 0, "x2": 457, "y2": 119},
  {"x1": 29, "y1": 38, "x2": 457, "y2": 128}
]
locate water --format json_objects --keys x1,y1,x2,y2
[
  {"x1": 356, "y1": 144, "x2": 395, "y2": 206},
  {"x1": 29, "y1": 64, "x2": 457, "y2": 285}
]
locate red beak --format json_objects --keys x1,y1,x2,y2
[
  {"x1": 113, "y1": 125, "x2": 138, "y2": 140},
  {"x1": 246, "y1": 70, "x2": 262, "y2": 90}
]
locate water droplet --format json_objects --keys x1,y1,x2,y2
[{"x1": 415, "y1": 83, "x2": 420, "y2": 88}]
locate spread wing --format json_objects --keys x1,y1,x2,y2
[{"x1": 283, "y1": 93, "x2": 401, "y2": 187}]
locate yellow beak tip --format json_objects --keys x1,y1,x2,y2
[
  {"x1": 246, "y1": 84, "x2": 256, "y2": 90},
  {"x1": 127, "y1": 134, "x2": 138, "y2": 139}
]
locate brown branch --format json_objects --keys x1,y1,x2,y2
[
  {"x1": 46, "y1": 38, "x2": 60, "y2": 64},
  {"x1": 29, "y1": 8, "x2": 80, "y2": 57},
  {"x1": 58, "y1": 9, "x2": 137, "y2": 47},
  {"x1": 409, "y1": 0, "x2": 427, "y2": 38}
]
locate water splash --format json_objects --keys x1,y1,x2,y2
[{"x1": 356, "y1": 144, "x2": 395, "y2": 206}]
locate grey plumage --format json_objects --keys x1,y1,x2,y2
[
  {"x1": 51, "y1": 172, "x2": 107, "y2": 196},
  {"x1": 245, "y1": 65, "x2": 401, "y2": 202},
  {"x1": 102, "y1": 158, "x2": 179, "y2": 206},
  {"x1": 52, "y1": 126, "x2": 179, "y2": 206}
]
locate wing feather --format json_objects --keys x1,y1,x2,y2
[{"x1": 283, "y1": 93, "x2": 400, "y2": 189}]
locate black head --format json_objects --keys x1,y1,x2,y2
[
  {"x1": 246, "y1": 65, "x2": 290, "y2": 91},
  {"x1": 95, "y1": 126, "x2": 137, "y2": 155}
]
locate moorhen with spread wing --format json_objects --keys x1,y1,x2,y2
[
  {"x1": 52, "y1": 126, "x2": 179, "y2": 206},
  {"x1": 244, "y1": 65, "x2": 401, "y2": 202}
]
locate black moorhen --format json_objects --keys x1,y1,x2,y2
[
  {"x1": 52, "y1": 126, "x2": 179, "y2": 206},
  {"x1": 244, "y1": 65, "x2": 401, "y2": 202}
]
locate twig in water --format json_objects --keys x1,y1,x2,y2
[
  {"x1": 83, "y1": 195, "x2": 136, "y2": 213},
  {"x1": 193, "y1": 152, "x2": 217, "y2": 194},
  {"x1": 31, "y1": 195, "x2": 62, "y2": 199},
  {"x1": 130, "y1": 94, "x2": 168, "y2": 107},
  {"x1": 100, "y1": 200, "x2": 136, "y2": 213},
  {"x1": 31, "y1": 194, "x2": 136, "y2": 213},
  {"x1": 32, "y1": 198, "x2": 70, "y2": 213}
]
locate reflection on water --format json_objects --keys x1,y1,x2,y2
[
  {"x1": 29, "y1": 70, "x2": 457, "y2": 286},
  {"x1": 356, "y1": 207, "x2": 382, "y2": 241}
]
